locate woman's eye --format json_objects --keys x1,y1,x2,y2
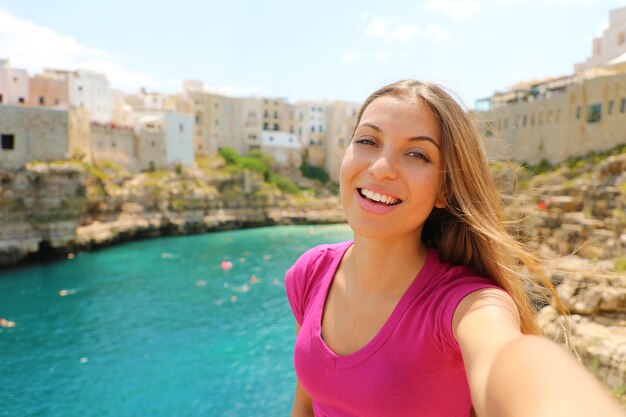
[
  {"x1": 407, "y1": 151, "x2": 429, "y2": 162},
  {"x1": 355, "y1": 137, "x2": 377, "y2": 146}
]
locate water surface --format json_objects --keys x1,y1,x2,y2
[{"x1": 0, "y1": 224, "x2": 353, "y2": 417}]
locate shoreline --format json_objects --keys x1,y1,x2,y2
[{"x1": 0, "y1": 207, "x2": 347, "y2": 272}]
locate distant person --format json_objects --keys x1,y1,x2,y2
[{"x1": 284, "y1": 80, "x2": 623, "y2": 417}]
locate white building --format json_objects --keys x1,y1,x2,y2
[
  {"x1": 260, "y1": 130, "x2": 301, "y2": 169},
  {"x1": 31, "y1": 68, "x2": 113, "y2": 123},
  {"x1": 134, "y1": 111, "x2": 194, "y2": 170},
  {"x1": 575, "y1": 6, "x2": 626, "y2": 73},
  {"x1": 67, "y1": 70, "x2": 112, "y2": 123},
  {"x1": 0, "y1": 59, "x2": 29, "y2": 105}
]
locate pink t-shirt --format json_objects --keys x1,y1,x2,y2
[{"x1": 285, "y1": 241, "x2": 501, "y2": 417}]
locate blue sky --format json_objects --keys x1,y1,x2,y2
[{"x1": 0, "y1": 0, "x2": 624, "y2": 108}]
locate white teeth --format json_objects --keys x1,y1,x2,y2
[{"x1": 361, "y1": 188, "x2": 399, "y2": 205}]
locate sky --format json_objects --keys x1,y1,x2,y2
[{"x1": 0, "y1": 0, "x2": 625, "y2": 108}]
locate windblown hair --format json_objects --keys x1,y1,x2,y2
[{"x1": 352, "y1": 79, "x2": 566, "y2": 335}]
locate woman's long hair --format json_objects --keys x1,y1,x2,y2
[{"x1": 352, "y1": 79, "x2": 566, "y2": 335}]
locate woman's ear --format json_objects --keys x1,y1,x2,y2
[{"x1": 435, "y1": 196, "x2": 446, "y2": 209}]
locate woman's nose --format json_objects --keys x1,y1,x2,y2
[{"x1": 367, "y1": 153, "x2": 397, "y2": 180}]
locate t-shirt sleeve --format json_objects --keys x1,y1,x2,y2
[
  {"x1": 433, "y1": 272, "x2": 504, "y2": 357},
  {"x1": 284, "y1": 248, "x2": 314, "y2": 326}
]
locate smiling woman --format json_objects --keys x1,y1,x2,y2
[{"x1": 284, "y1": 79, "x2": 624, "y2": 417}]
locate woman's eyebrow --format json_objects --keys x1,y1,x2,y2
[
  {"x1": 357, "y1": 122, "x2": 440, "y2": 149},
  {"x1": 357, "y1": 122, "x2": 381, "y2": 132},
  {"x1": 409, "y1": 136, "x2": 440, "y2": 150}
]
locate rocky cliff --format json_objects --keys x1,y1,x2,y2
[
  {"x1": 0, "y1": 160, "x2": 344, "y2": 267},
  {"x1": 505, "y1": 153, "x2": 626, "y2": 399}
]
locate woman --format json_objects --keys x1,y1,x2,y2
[{"x1": 285, "y1": 80, "x2": 623, "y2": 417}]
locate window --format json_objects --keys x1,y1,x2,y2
[
  {"x1": 1, "y1": 134, "x2": 15, "y2": 150},
  {"x1": 78, "y1": 86, "x2": 83, "y2": 91},
  {"x1": 263, "y1": 122, "x2": 269, "y2": 130},
  {"x1": 587, "y1": 103, "x2": 601, "y2": 123},
  {"x1": 575, "y1": 106, "x2": 581, "y2": 120},
  {"x1": 264, "y1": 110, "x2": 269, "y2": 118},
  {"x1": 311, "y1": 126, "x2": 315, "y2": 132},
  {"x1": 622, "y1": 98, "x2": 626, "y2": 113},
  {"x1": 0, "y1": 94, "x2": 3, "y2": 103},
  {"x1": 556, "y1": 110, "x2": 562, "y2": 122},
  {"x1": 274, "y1": 123, "x2": 279, "y2": 131},
  {"x1": 608, "y1": 100, "x2": 614, "y2": 115},
  {"x1": 538, "y1": 112, "x2": 543, "y2": 125},
  {"x1": 195, "y1": 113, "x2": 201, "y2": 123},
  {"x1": 39, "y1": 96, "x2": 45, "y2": 105},
  {"x1": 274, "y1": 111, "x2": 279, "y2": 119},
  {"x1": 619, "y1": 32, "x2": 625, "y2": 45},
  {"x1": 522, "y1": 115, "x2": 527, "y2": 127},
  {"x1": 18, "y1": 97, "x2": 24, "y2": 104},
  {"x1": 319, "y1": 125, "x2": 324, "y2": 132},
  {"x1": 547, "y1": 111, "x2": 553, "y2": 124}
]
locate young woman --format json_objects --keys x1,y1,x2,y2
[{"x1": 284, "y1": 80, "x2": 623, "y2": 417}]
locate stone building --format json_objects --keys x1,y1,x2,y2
[
  {"x1": 296, "y1": 101, "x2": 328, "y2": 169},
  {"x1": 0, "y1": 59, "x2": 29, "y2": 106},
  {"x1": 325, "y1": 100, "x2": 359, "y2": 181},
  {"x1": 90, "y1": 123, "x2": 138, "y2": 171},
  {"x1": 476, "y1": 6, "x2": 626, "y2": 164},
  {"x1": 133, "y1": 112, "x2": 194, "y2": 170},
  {"x1": 0, "y1": 105, "x2": 90, "y2": 169},
  {"x1": 181, "y1": 83, "x2": 246, "y2": 157},
  {"x1": 241, "y1": 97, "x2": 263, "y2": 154}
]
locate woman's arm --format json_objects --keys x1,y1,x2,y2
[
  {"x1": 453, "y1": 289, "x2": 624, "y2": 417},
  {"x1": 291, "y1": 323, "x2": 314, "y2": 417}
]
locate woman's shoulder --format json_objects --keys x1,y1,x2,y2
[
  {"x1": 293, "y1": 240, "x2": 353, "y2": 270},
  {"x1": 425, "y1": 249, "x2": 502, "y2": 300}
]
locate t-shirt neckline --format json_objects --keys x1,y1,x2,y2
[{"x1": 313, "y1": 241, "x2": 437, "y2": 369}]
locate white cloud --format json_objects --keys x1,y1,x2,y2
[
  {"x1": 0, "y1": 8, "x2": 157, "y2": 91},
  {"x1": 424, "y1": 24, "x2": 451, "y2": 42},
  {"x1": 374, "y1": 51, "x2": 388, "y2": 61},
  {"x1": 364, "y1": 16, "x2": 449, "y2": 43},
  {"x1": 361, "y1": 11, "x2": 371, "y2": 20},
  {"x1": 205, "y1": 85, "x2": 263, "y2": 97},
  {"x1": 490, "y1": 0, "x2": 600, "y2": 6},
  {"x1": 365, "y1": 18, "x2": 418, "y2": 43},
  {"x1": 424, "y1": 0, "x2": 482, "y2": 22},
  {"x1": 342, "y1": 51, "x2": 363, "y2": 63}
]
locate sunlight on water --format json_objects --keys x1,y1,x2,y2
[{"x1": 0, "y1": 224, "x2": 353, "y2": 417}]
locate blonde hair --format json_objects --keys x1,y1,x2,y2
[{"x1": 353, "y1": 79, "x2": 566, "y2": 335}]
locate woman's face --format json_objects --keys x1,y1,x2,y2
[{"x1": 339, "y1": 95, "x2": 445, "y2": 241}]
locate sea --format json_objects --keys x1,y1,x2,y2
[{"x1": 0, "y1": 224, "x2": 354, "y2": 417}]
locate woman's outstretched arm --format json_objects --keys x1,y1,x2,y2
[
  {"x1": 454, "y1": 289, "x2": 624, "y2": 417},
  {"x1": 291, "y1": 323, "x2": 314, "y2": 417}
]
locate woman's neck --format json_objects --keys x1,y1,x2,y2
[{"x1": 344, "y1": 233, "x2": 429, "y2": 294}]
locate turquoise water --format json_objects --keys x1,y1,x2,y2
[{"x1": 0, "y1": 224, "x2": 353, "y2": 417}]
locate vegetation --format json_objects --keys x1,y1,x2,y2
[
  {"x1": 300, "y1": 153, "x2": 330, "y2": 183},
  {"x1": 217, "y1": 147, "x2": 301, "y2": 195}
]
